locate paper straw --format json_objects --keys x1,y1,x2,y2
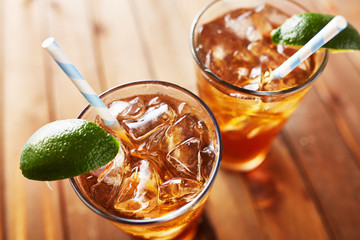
[
  {"x1": 42, "y1": 37, "x2": 121, "y2": 131},
  {"x1": 272, "y1": 15, "x2": 347, "y2": 79}
]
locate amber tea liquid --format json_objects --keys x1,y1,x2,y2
[
  {"x1": 191, "y1": 1, "x2": 327, "y2": 171},
  {"x1": 71, "y1": 81, "x2": 221, "y2": 240}
]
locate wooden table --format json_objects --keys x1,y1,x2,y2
[{"x1": 1, "y1": 0, "x2": 360, "y2": 239}]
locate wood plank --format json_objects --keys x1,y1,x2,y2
[
  {"x1": 284, "y1": 89, "x2": 360, "y2": 240},
  {"x1": 206, "y1": 132, "x2": 331, "y2": 240},
  {"x1": 315, "y1": 54, "x2": 360, "y2": 162},
  {"x1": 308, "y1": 0, "x2": 360, "y2": 166},
  {"x1": 2, "y1": 0, "x2": 358, "y2": 239},
  {"x1": 206, "y1": 171, "x2": 264, "y2": 240},
  {"x1": 245, "y1": 138, "x2": 330, "y2": 240},
  {"x1": 43, "y1": 0, "x2": 134, "y2": 239},
  {"x1": 308, "y1": 0, "x2": 360, "y2": 156},
  {"x1": 174, "y1": 0, "x2": 211, "y2": 31},
  {"x1": 44, "y1": 0, "x2": 102, "y2": 120},
  {"x1": 287, "y1": 1, "x2": 360, "y2": 238},
  {"x1": 90, "y1": 0, "x2": 151, "y2": 89},
  {"x1": 130, "y1": 0, "x2": 198, "y2": 92},
  {"x1": 0, "y1": 0, "x2": 5, "y2": 238},
  {"x1": 2, "y1": 0, "x2": 64, "y2": 239}
]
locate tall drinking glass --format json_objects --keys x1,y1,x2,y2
[
  {"x1": 191, "y1": 0, "x2": 328, "y2": 172},
  {"x1": 70, "y1": 81, "x2": 222, "y2": 240}
]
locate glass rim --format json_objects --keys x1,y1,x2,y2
[
  {"x1": 69, "y1": 80, "x2": 222, "y2": 225},
  {"x1": 190, "y1": 0, "x2": 329, "y2": 96}
]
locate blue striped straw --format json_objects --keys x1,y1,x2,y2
[
  {"x1": 272, "y1": 15, "x2": 347, "y2": 79},
  {"x1": 41, "y1": 37, "x2": 121, "y2": 131}
]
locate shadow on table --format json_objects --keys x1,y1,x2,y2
[{"x1": 194, "y1": 212, "x2": 218, "y2": 240}]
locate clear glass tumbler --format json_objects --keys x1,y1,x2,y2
[
  {"x1": 70, "y1": 80, "x2": 222, "y2": 239},
  {"x1": 190, "y1": 0, "x2": 328, "y2": 172}
]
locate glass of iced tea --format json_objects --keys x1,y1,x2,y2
[
  {"x1": 190, "y1": 0, "x2": 328, "y2": 172},
  {"x1": 70, "y1": 81, "x2": 221, "y2": 240}
]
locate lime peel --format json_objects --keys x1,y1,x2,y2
[
  {"x1": 20, "y1": 119, "x2": 120, "y2": 181},
  {"x1": 271, "y1": 13, "x2": 360, "y2": 51}
]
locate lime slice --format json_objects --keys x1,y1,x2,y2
[
  {"x1": 20, "y1": 119, "x2": 120, "y2": 181},
  {"x1": 271, "y1": 13, "x2": 360, "y2": 51}
]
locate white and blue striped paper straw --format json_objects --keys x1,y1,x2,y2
[
  {"x1": 272, "y1": 15, "x2": 347, "y2": 79},
  {"x1": 42, "y1": 37, "x2": 121, "y2": 131}
]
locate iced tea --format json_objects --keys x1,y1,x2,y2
[
  {"x1": 191, "y1": 0, "x2": 327, "y2": 171},
  {"x1": 70, "y1": 81, "x2": 221, "y2": 239}
]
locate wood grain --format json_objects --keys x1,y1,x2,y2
[{"x1": 1, "y1": 0, "x2": 360, "y2": 239}]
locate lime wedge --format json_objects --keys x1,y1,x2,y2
[
  {"x1": 20, "y1": 119, "x2": 120, "y2": 181},
  {"x1": 271, "y1": 13, "x2": 360, "y2": 51}
]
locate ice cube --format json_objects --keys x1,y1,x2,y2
[
  {"x1": 165, "y1": 114, "x2": 201, "y2": 150},
  {"x1": 246, "y1": 25, "x2": 263, "y2": 42},
  {"x1": 176, "y1": 102, "x2": 187, "y2": 116},
  {"x1": 258, "y1": 3, "x2": 289, "y2": 26},
  {"x1": 225, "y1": 10, "x2": 254, "y2": 39},
  {"x1": 97, "y1": 145, "x2": 130, "y2": 186},
  {"x1": 243, "y1": 82, "x2": 260, "y2": 91},
  {"x1": 213, "y1": 45, "x2": 226, "y2": 60},
  {"x1": 205, "y1": 49, "x2": 228, "y2": 79},
  {"x1": 90, "y1": 180, "x2": 120, "y2": 209},
  {"x1": 109, "y1": 101, "x2": 129, "y2": 118},
  {"x1": 109, "y1": 97, "x2": 146, "y2": 121},
  {"x1": 166, "y1": 137, "x2": 202, "y2": 181},
  {"x1": 145, "y1": 125, "x2": 168, "y2": 152},
  {"x1": 254, "y1": 3, "x2": 266, "y2": 13},
  {"x1": 148, "y1": 96, "x2": 162, "y2": 106},
  {"x1": 250, "y1": 11, "x2": 273, "y2": 36},
  {"x1": 249, "y1": 66, "x2": 261, "y2": 79},
  {"x1": 159, "y1": 178, "x2": 203, "y2": 205},
  {"x1": 200, "y1": 147, "x2": 216, "y2": 181},
  {"x1": 234, "y1": 48, "x2": 259, "y2": 65},
  {"x1": 123, "y1": 102, "x2": 176, "y2": 141},
  {"x1": 248, "y1": 42, "x2": 287, "y2": 68},
  {"x1": 237, "y1": 67, "x2": 249, "y2": 77},
  {"x1": 113, "y1": 159, "x2": 160, "y2": 217},
  {"x1": 89, "y1": 146, "x2": 130, "y2": 208}
]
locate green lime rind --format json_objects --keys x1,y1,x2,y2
[
  {"x1": 20, "y1": 119, "x2": 120, "y2": 181},
  {"x1": 271, "y1": 13, "x2": 360, "y2": 51}
]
